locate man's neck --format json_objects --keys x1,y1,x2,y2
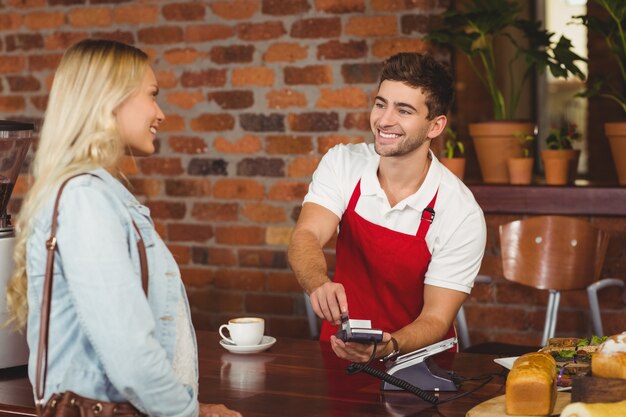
[{"x1": 377, "y1": 147, "x2": 432, "y2": 208}]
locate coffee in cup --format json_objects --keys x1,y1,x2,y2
[{"x1": 219, "y1": 317, "x2": 264, "y2": 346}]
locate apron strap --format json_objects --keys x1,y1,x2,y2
[{"x1": 416, "y1": 190, "x2": 438, "y2": 239}]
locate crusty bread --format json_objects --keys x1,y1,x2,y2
[
  {"x1": 560, "y1": 399, "x2": 626, "y2": 417},
  {"x1": 592, "y1": 332, "x2": 626, "y2": 379},
  {"x1": 506, "y1": 352, "x2": 557, "y2": 416}
]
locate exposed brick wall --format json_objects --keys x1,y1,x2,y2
[
  {"x1": 2, "y1": 0, "x2": 624, "y2": 346},
  {"x1": 2, "y1": 0, "x2": 450, "y2": 340}
]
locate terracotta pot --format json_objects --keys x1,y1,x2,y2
[
  {"x1": 440, "y1": 157, "x2": 466, "y2": 181},
  {"x1": 541, "y1": 149, "x2": 580, "y2": 185},
  {"x1": 469, "y1": 121, "x2": 535, "y2": 184},
  {"x1": 605, "y1": 122, "x2": 626, "y2": 186},
  {"x1": 507, "y1": 158, "x2": 533, "y2": 185}
]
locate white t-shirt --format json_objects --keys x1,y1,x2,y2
[{"x1": 303, "y1": 143, "x2": 486, "y2": 294}]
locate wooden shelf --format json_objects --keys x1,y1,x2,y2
[{"x1": 467, "y1": 182, "x2": 626, "y2": 216}]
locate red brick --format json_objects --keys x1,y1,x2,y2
[
  {"x1": 214, "y1": 268, "x2": 265, "y2": 291},
  {"x1": 139, "y1": 158, "x2": 184, "y2": 175},
  {"x1": 266, "y1": 271, "x2": 301, "y2": 292},
  {"x1": 291, "y1": 17, "x2": 341, "y2": 38},
  {"x1": 185, "y1": 24, "x2": 235, "y2": 43},
  {"x1": 181, "y1": 69, "x2": 227, "y2": 88},
  {"x1": 180, "y1": 267, "x2": 214, "y2": 287},
  {"x1": 5, "y1": 0, "x2": 44, "y2": 6},
  {"x1": 372, "y1": 38, "x2": 428, "y2": 58},
  {"x1": 216, "y1": 226, "x2": 265, "y2": 245},
  {"x1": 262, "y1": 0, "x2": 310, "y2": 15},
  {"x1": 266, "y1": 89, "x2": 307, "y2": 109},
  {"x1": 156, "y1": 70, "x2": 178, "y2": 89},
  {"x1": 28, "y1": 54, "x2": 62, "y2": 71},
  {"x1": 213, "y1": 134, "x2": 262, "y2": 154},
  {"x1": 210, "y1": 45, "x2": 254, "y2": 64},
  {"x1": 242, "y1": 203, "x2": 287, "y2": 223},
  {"x1": 210, "y1": 0, "x2": 260, "y2": 19},
  {"x1": 68, "y1": 8, "x2": 112, "y2": 27},
  {"x1": 138, "y1": 26, "x2": 183, "y2": 44},
  {"x1": 371, "y1": 0, "x2": 436, "y2": 11},
  {"x1": 188, "y1": 290, "x2": 244, "y2": 315},
  {"x1": 266, "y1": 135, "x2": 313, "y2": 154},
  {"x1": 288, "y1": 156, "x2": 321, "y2": 177},
  {"x1": 264, "y1": 42, "x2": 308, "y2": 63},
  {"x1": 345, "y1": 16, "x2": 397, "y2": 37},
  {"x1": 341, "y1": 62, "x2": 383, "y2": 84},
  {"x1": 44, "y1": 32, "x2": 87, "y2": 50},
  {"x1": 206, "y1": 247, "x2": 238, "y2": 267},
  {"x1": 246, "y1": 293, "x2": 293, "y2": 314},
  {"x1": 114, "y1": 4, "x2": 158, "y2": 24},
  {"x1": 288, "y1": 112, "x2": 339, "y2": 132},
  {"x1": 315, "y1": 0, "x2": 365, "y2": 13},
  {"x1": 401, "y1": 14, "x2": 431, "y2": 35},
  {"x1": 168, "y1": 223, "x2": 214, "y2": 242},
  {"x1": 23, "y1": 11, "x2": 65, "y2": 29},
  {"x1": 165, "y1": 178, "x2": 211, "y2": 197},
  {"x1": 267, "y1": 317, "x2": 310, "y2": 338},
  {"x1": 191, "y1": 113, "x2": 235, "y2": 132},
  {"x1": 160, "y1": 114, "x2": 185, "y2": 132},
  {"x1": 128, "y1": 178, "x2": 161, "y2": 197},
  {"x1": 166, "y1": 91, "x2": 204, "y2": 110},
  {"x1": 0, "y1": 13, "x2": 22, "y2": 30},
  {"x1": 146, "y1": 201, "x2": 186, "y2": 220},
  {"x1": 0, "y1": 96, "x2": 26, "y2": 113},
  {"x1": 317, "y1": 40, "x2": 367, "y2": 60},
  {"x1": 92, "y1": 30, "x2": 134, "y2": 46},
  {"x1": 284, "y1": 65, "x2": 332, "y2": 85},
  {"x1": 168, "y1": 136, "x2": 208, "y2": 154},
  {"x1": 232, "y1": 67, "x2": 275, "y2": 87},
  {"x1": 118, "y1": 156, "x2": 139, "y2": 176},
  {"x1": 162, "y1": 2, "x2": 205, "y2": 21},
  {"x1": 318, "y1": 135, "x2": 365, "y2": 154},
  {"x1": 0, "y1": 56, "x2": 25, "y2": 74},
  {"x1": 207, "y1": 90, "x2": 254, "y2": 110},
  {"x1": 168, "y1": 244, "x2": 191, "y2": 265},
  {"x1": 317, "y1": 87, "x2": 369, "y2": 109},
  {"x1": 7, "y1": 75, "x2": 40, "y2": 92},
  {"x1": 238, "y1": 248, "x2": 287, "y2": 268},
  {"x1": 344, "y1": 112, "x2": 371, "y2": 131},
  {"x1": 237, "y1": 21, "x2": 286, "y2": 41},
  {"x1": 163, "y1": 48, "x2": 201, "y2": 65},
  {"x1": 268, "y1": 181, "x2": 309, "y2": 201},
  {"x1": 191, "y1": 202, "x2": 239, "y2": 221},
  {"x1": 31, "y1": 95, "x2": 48, "y2": 111},
  {"x1": 213, "y1": 179, "x2": 265, "y2": 200}
]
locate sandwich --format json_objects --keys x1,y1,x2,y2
[{"x1": 539, "y1": 336, "x2": 607, "y2": 387}]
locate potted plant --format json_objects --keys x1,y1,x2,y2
[
  {"x1": 507, "y1": 131, "x2": 535, "y2": 185},
  {"x1": 439, "y1": 127, "x2": 466, "y2": 180},
  {"x1": 426, "y1": 0, "x2": 586, "y2": 183},
  {"x1": 576, "y1": 0, "x2": 626, "y2": 185},
  {"x1": 541, "y1": 119, "x2": 582, "y2": 185}
]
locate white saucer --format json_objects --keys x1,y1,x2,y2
[{"x1": 219, "y1": 336, "x2": 276, "y2": 354}]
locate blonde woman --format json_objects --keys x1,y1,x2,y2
[{"x1": 6, "y1": 39, "x2": 241, "y2": 417}]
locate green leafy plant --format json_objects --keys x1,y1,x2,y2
[
  {"x1": 545, "y1": 119, "x2": 581, "y2": 150},
  {"x1": 426, "y1": 0, "x2": 586, "y2": 120},
  {"x1": 514, "y1": 130, "x2": 535, "y2": 158},
  {"x1": 575, "y1": 0, "x2": 626, "y2": 115},
  {"x1": 443, "y1": 127, "x2": 465, "y2": 158}
]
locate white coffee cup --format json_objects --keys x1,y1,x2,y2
[{"x1": 219, "y1": 317, "x2": 264, "y2": 346}]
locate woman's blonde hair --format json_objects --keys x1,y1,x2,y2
[{"x1": 6, "y1": 39, "x2": 149, "y2": 328}]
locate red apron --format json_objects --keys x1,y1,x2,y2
[{"x1": 320, "y1": 179, "x2": 455, "y2": 345}]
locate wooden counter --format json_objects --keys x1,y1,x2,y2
[{"x1": 0, "y1": 331, "x2": 508, "y2": 417}]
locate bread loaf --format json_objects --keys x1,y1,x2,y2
[
  {"x1": 592, "y1": 331, "x2": 626, "y2": 379},
  {"x1": 506, "y1": 352, "x2": 557, "y2": 416},
  {"x1": 560, "y1": 399, "x2": 626, "y2": 417}
]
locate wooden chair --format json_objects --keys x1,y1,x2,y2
[{"x1": 499, "y1": 215, "x2": 622, "y2": 346}]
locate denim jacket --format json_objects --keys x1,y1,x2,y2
[{"x1": 26, "y1": 168, "x2": 199, "y2": 417}]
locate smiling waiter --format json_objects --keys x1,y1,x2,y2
[{"x1": 288, "y1": 53, "x2": 486, "y2": 363}]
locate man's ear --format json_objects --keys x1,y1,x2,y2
[{"x1": 427, "y1": 115, "x2": 447, "y2": 139}]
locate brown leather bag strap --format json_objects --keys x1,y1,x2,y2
[{"x1": 35, "y1": 173, "x2": 149, "y2": 407}]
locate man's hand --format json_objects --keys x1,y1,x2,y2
[
  {"x1": 309, "y1": 281, "x2": 348, "y2": 325},
  {"x1": 330, "y1": 332, "x2": 393, "y2": 363},
  {"x1": 199, "y1": 403, "x2": 242, "y2": 417}
]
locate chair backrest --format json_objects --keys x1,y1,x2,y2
[{"x1": 499, "y1": 216, "x2": 609, "y2": 291}]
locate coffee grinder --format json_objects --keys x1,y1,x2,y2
[{"x1": 0, "y1": 120, "x2": 33, "y2": 369}]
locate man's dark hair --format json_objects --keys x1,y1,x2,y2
[{"x1": 379, "y1": 52, "x2": 454, "y2": 120}]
